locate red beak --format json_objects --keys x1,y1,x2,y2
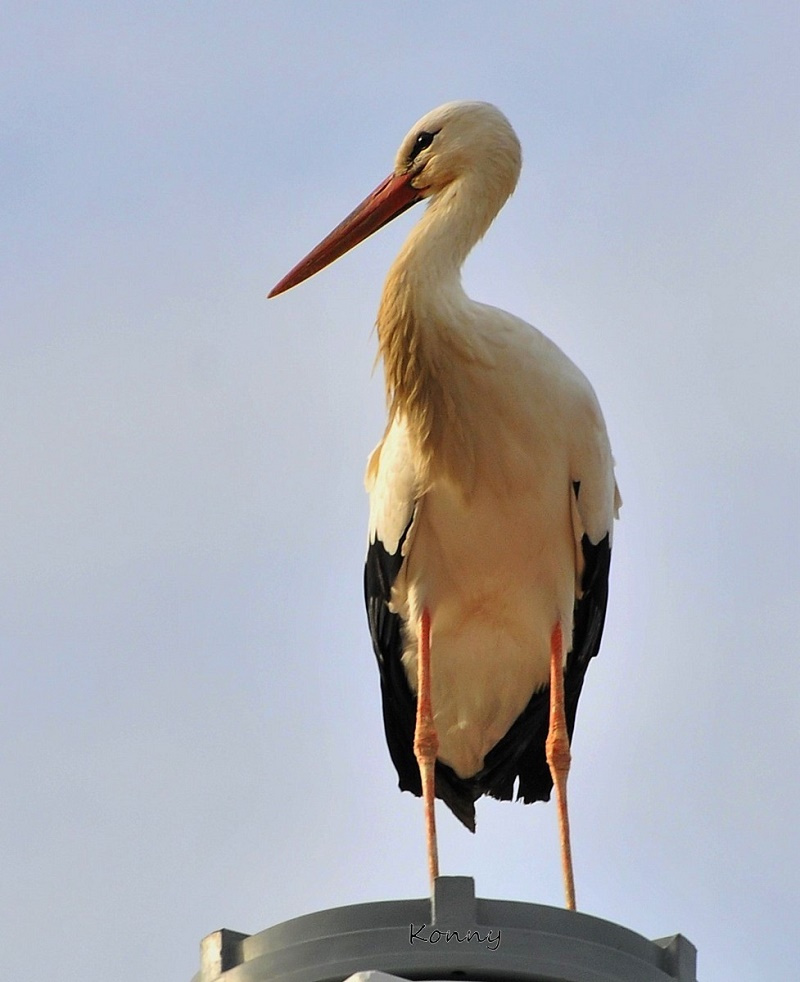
[{"x1": 268, "y1": 172, "x2": 422, "y2": 298}]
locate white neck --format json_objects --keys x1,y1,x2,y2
[{"x1": 375, "y1": 174, "x2": 509, "y2": 478}]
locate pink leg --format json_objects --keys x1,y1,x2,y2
[
  {"x1": 414, "y1": 606, "x2": 440, "y2": 887},
  {"x1": 546, "y1": 622, "x2": 576, "y2": 910}
]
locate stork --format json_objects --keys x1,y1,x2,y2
[{"x1": 269, "y1": 101, "x2": 620, "y2": 910}]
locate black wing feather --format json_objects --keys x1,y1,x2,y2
[
  {"x1": 482, "y1": 527, "x2": 611, "y2": 807},
  {"x1": 365, "y1": 522, "x2": 483, "y2": 830}
]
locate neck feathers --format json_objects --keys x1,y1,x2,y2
[
  {"x1": 376, "y1": 274, "x2": 463, "y2": 482},
  {"x1": 375, "y1": 174, "x2": 514, "y2": 483},
  {"x1": 376, "y1": 236, "x2": 479, "y2": 482}
]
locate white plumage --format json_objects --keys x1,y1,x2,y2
[{"x1": 366, "y1": 312, "x2": 618, "y2": 779}]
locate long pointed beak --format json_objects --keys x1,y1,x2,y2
[{"x1": 268, "y1": 172, "x2": 422, "y2": 298}]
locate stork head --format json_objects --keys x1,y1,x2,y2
[
  {"x1": 394, "y1": 101, "x2": 522, "y2": 201},
  {"x1": 268, "y1": 101, "x2": 522, "y2": 298}
]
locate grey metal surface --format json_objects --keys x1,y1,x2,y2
[{"x1": 193, "y1": 876, "x2": 696, "y2": 982}]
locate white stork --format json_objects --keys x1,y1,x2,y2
[{"x1": 269, "y1": 101, "x2": 620, "y2": 909}]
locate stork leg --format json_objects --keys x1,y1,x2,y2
[
  {"x1": 546, "y1": 622, "x2": 576, "y2": 910},
  {"x1": 414, "y1": 606, "x2": 440, "y2": 887}
]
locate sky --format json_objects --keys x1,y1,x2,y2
[{"x1": 2, "y1": 3, "x2": 798, "y2": 980}]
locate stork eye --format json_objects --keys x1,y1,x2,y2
[{"x1": 409, "y1": 130, "x2": 437, "y2": 162}]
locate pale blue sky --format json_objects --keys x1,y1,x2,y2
[{"x1": 2, "y1": 4, "x2": 799, "y2": 980}]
